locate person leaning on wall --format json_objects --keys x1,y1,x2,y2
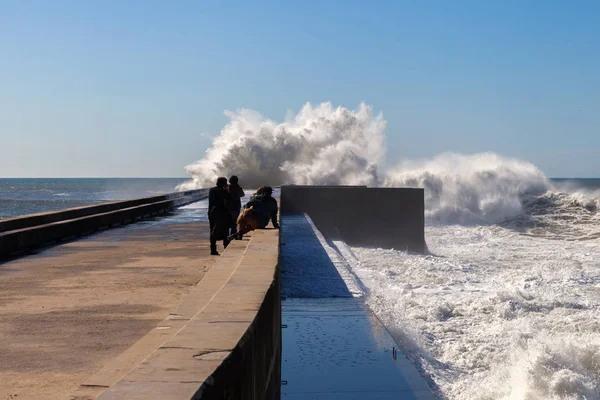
[{"x1": 244, "y1": 186, "x2": 279, "y2": 229}]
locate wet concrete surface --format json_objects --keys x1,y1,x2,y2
[
  {"x1": 281, "y1": 214, "x2": 434, "y2": 399},
  {"x1": 281, "y1": 298, "x2": 434, "y2": 399}
]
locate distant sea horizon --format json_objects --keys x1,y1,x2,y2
[{"x1": 0, "y1": 177, "x2": 191, "y2": 219}]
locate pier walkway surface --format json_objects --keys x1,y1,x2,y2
[{"x1": 0, "y1": 212, "x2": 216, "y2": 399}]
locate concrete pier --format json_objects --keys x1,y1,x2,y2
[
  {"x1": 91, "y1": 229, "x2": 281, "y2": 400},
  {"x1": 1, "y1": 185, "x2": 429, "y2": 399},
  {"x1": 1, "y1": 204, "x2": 281, "y2": 400}
]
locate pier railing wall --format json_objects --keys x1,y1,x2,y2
[
  {"x1": 0, "y1": 189, "x2": 208, "y2": 258},
  {"x1": 280, "y1": 185, "x2": 425, "y2": 253}
]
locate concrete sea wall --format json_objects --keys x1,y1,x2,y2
[
  {"x1": 0, "y1": 189, "x2": 208, "y2": 258},
  {"x1": 280, "y1": 185, "x2": 426, "y2": 252}
]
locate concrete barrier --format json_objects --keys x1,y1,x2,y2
[
  {"x1": 0, "y1": 189, "x2": 206, "y2": 233},
  {"x1": 280, "y1": 185, "x2": 425, "y2": 252},
  {"x1": 71, "y1": 229, "x2": 281, "y2": 400},
  {"x1": 195, "y1": 234, "x2": 281, "y2": 399},
  {"x1": 0, "y1": 189, "x2": 208, "y2": 258}
]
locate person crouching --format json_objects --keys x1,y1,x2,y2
[{"x1": 238, "y1": 186, "x2": 279, "y2": 235}]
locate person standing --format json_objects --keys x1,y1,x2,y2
[
  {"x1": 228, "y1": 175, "x2": 245, "y2": 238},
  {"x1": 208, "y1": 177, "x2": 231, "y2": 255}
]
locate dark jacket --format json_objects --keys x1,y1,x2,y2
[
  {"x1": 228, "y1": 183, "x2": 245, "y2": 211},
  {"x1": 208, "y1": 185, "x2": 231, "y2": 240},
  {"x1": 245, "y1": 195, "x2": 279, "y2": 228},
  {"x1": 208, "y1": 186, "x2": 230, "y2": 218}
]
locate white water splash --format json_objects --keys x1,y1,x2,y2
[
  {"x1": 178, "y1": 102, "x2": 386, "y2": 189},
  {"x1": 383, "y1": 152, "x2": 551, "y2": 224},
  {"x1": 179, "y1": 102, "x2": 566, "y2": 224}
]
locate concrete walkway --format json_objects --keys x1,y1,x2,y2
[
  {"x1": 0, "y1": 216, "x2": 217, "y2": 400},
  {"x1": 93, "y1": 228, "x2": 280, "y2": 399}
]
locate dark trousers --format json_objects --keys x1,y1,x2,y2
[
  {"x1": 229, "y1": 209, "x2": 240, "y2": 236},
  {"x1": 209, "y1": 214, "x2": 230, "y2": 249}
]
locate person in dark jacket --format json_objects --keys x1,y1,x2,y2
[
  {"x1": 243, "y1": 186, "x2": 279, "y2": 229},
  {"x1": 227, "y1": 175, "x2": 245, "y2": 238},
  {"x1": 208, "y1": 177, "x2": 231, "y2": 255}
]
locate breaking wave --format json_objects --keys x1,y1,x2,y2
[
  {"x1": 383, "y1": 152, "x2": 551, "y2": 224},
  {"x1": 178, "y1": 102, "x2": 386, "y2": 189},
  {"x1": 179, "y1": 101, "x2": 597, "y2": 225}
]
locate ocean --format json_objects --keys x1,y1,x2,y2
[
  {"x1": 0, "y1": 178, "x2": 189, "y2": 219},
  {"x1": 337, "y1": 178, "x2": 600, "y2": 399}
]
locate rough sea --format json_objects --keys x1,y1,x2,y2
[
  {"x1": 334, "y1": 178, "x2": 600, "y2": 400},
  {"x1": 0, "y1": 178, "x2": 187, "y2": 219}
]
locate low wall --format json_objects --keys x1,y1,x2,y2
[
  {"x1": 0, "y1": 189, "x2": 206, "y2": 232},
  {"x1": 196, "y1": 237, "x2": 281, "y2": 399},
  {"x1": 71, "y1": 229, "x2": 281, "y2": 400},
  {"x1": 0, "y1": 189, "x2": 208, "y2": 258},
  {"x1": 280, "y1": 185, "x2": 425, "y2": 252}
]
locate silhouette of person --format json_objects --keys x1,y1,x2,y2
[
  {"x1": 227, "y1": 175, "x2": 245, "y2": 238},
  {"x1": 208, "y1": 177, "x2": 231, "y2": 255}
]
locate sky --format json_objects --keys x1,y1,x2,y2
[{"x1": 1, "y1": 0, "x2": 599, "y2": 178}]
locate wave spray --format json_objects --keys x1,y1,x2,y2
[{"x1": 179, "y1": 101, "x2": 556, "y2": 224}]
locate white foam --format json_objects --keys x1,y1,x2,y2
[
  {"x1": 177, "y1": 102, "x2": 385, "y2": 189},
  {"x1": 383, "y1": 152, "x2": 550, "y2": 224},
  {"x1": 177, "y1": 102, "x2": 568, "y2": 225},
  {"x1": 345, "y1": 224, "x2": 600, "y2": 399}
]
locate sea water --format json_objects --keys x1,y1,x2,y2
[
  {"x1": 0, "y1": 178, "x2": 187, "y2": 219},
  {"x1": 331, "y1": 178, "x2": 600, "y2": 400}
]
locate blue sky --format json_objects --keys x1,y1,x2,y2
[{"x1": 1, "y1": 0, "x2": 598, "y2": 178}]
